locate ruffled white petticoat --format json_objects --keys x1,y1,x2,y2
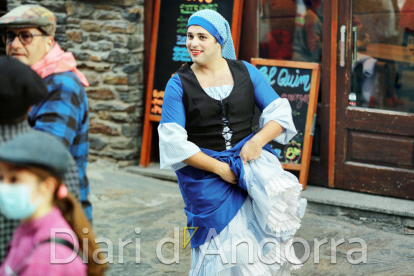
[{"x1": 189, "y1": 150, "x2": 307, "y2": 276}]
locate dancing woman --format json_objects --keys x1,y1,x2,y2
[{"x1": 159, "y1": 9, "x2": 307, "y2": 276}]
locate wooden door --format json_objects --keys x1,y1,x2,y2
[{"x1": 335, "y1": 0, "x2": 414, "y2": 199}]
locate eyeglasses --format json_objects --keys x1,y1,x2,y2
[{"x1": 1, "y1": 31, "x2": 48, "y2": 45}]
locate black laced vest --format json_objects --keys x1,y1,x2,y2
[{"x1": 177, "y1": 59, "x2": 255, "y2": 151}]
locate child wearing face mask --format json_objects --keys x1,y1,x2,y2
[{"x1": 0, "y1": 132, "x2": 107, "y2": 276}]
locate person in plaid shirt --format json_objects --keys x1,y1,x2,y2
[
  {"x1": 0, "y1": 5, "x2": 92, "y2": 220},
  {"x1": 0, "y1": 57, "x2": 81, "y2": 264}
]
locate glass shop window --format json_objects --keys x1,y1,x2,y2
[{"x1": 259, "y1": 0, "x2": 324, "y2": 63}]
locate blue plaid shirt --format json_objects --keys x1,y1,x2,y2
[{"x1": 29, "y1": 72, "x2": 91, "y2": 219}]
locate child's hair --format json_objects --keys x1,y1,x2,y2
[{"x1": 27, "y1": 167, "x2": 108, "y2": 276}]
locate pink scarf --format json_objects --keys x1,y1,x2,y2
[{"x1": 32, "y1": 43, "x2": 89, "y2": 87}]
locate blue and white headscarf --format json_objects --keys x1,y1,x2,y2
[{"x1": 187, "y1": 9, "x2": 236, "y2": 60}]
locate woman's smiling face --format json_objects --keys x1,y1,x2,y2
[{"x1": 186, "y1": 25, "x2": 221, "y2": 65}]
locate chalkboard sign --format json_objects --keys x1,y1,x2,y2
[
  {"x1": 251, "y1": 59, "x2": 321, "y2": 187},
  {"x1": 140, "y1": 0, "x2": 244, "y2": 167}
]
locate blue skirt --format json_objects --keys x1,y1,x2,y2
[{"x1": 188, "y1": 150, "x2": 307, "y2": 276}]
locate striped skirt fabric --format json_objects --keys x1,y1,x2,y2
[{"x1": 189, "y1": 150, "x2": 307, "y2": 276}]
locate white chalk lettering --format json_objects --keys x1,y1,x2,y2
[
  {"x1": 259, "y1": 66, "x2": 277, "y2": 85},
  {"x1": 277, "y1": 69, "x2": 311, "y2": 92}
]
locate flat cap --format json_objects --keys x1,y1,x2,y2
[
  {"x1": 0, "y1": 56, "x2": 48, "y2": 122},
  {"x1": 0, "y1": 5, "x2": 57, "y2": 36},
  {"x1": 0, "y1": 131, "x2": 70, "y2": 177}
]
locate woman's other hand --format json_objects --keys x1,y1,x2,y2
[
  {"x1": 239, "y1": 138, "x2": 262, "y2": 164},
  {"x1": 217, "y1": 163, "x2": 237, "y2": 184}
]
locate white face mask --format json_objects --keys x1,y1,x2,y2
[{"x1": 0, "y1": 183, "x2": 43, "y2": 220}]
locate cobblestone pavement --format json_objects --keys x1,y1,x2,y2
[{"x1": 88, "y1": 163, "x2": 414, "y2": 276}]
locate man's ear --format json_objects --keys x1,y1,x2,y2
[{"x1": 45, "y1": 36, "x2": 55, "y2": 52}]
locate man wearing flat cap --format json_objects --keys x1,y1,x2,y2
[
  {"x1": 0, "y1": 56, "x2": 81, "y2": 263},
  {"x1": 0, "y1": 5, "x2": 92, "y2": 221}
]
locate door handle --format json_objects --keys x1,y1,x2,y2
[
  {"x1": 340, "y1": 25, "x2": 346, "y2": 67},
  {"x1": 352, "y1": 26, "x2": 358, "y2": 65}
]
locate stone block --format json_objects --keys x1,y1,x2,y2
[
  {"x1": 127, "y1": 36, "x2": 142, "y2": 50},
  {"x1": 109, "y1": 137, "x2": 137, "y2": 150},
  {"x1": 59, "y1": 42, "x2": 75, "y2": 51},
  {"x1": 89, "y1": 53, "x2": 110, "y2": 62},
  {"x1": 103, "y1": 74, "x2": 128, "y2": 85},
  {"x1": 136, "y1": 66, "x2": 144, "y2": 85},
  {"x1": 73, "y1": 51, "x2": 91, "y2": 61},
  {"x1": 110, "y1": 113, "x2": 129, "y2": 122},
  {"x1": 95, "y1": 10, "x2": 122, "y2": 20},
  {"x1": 89, "y1": 134, "x2": 108, "y2": 151},
  {"x1": 105, "y1": 149, "x2": 137, "y2": 160},
  {"x1": 104, "y1": 22, "x2": 136, "y2": 34},
  {"x1": 87, "y1": 88, "x2": 115, "y2": 100},
  {"x1": 89, "y1": 43, "x2": 101, "y2": 51},
  {"x1": 116, "y1": 86, "x2": 132, "y2": 93},
  {"x1": 98, "y1": 111, "x2": 110, "y2": 120},
  {"x1": 90, "y1": 34, "x2": 128, "y2": 47},
  {"x1": 68, "y1": 18, "x2": 81, "y2": 24},
  {"x1": 89, "y1": 34, "x2": 106, "y2": 42},
  {"x1": 123, "y1": 64, "x2": 140, "y2": 74},
  {"x1": 83, "y1": 71, "x2": 100, "y2": 86},
  {"x1": 128, "y1": 74, "x2": 138, "y2": 86},
  {"x1": 90, "y1": 120, "x2": 120, "y2": 136},
  {"x1": 113, "y1": 34, "x2": 129, "y2": 45},
  {"x1": 66, "y1": 30, "x2": 84, "y2": 43},
  {"x1": 80, "y1": 21, "x2": 104, "y2": 32},
  {"x1": 20, "y1": 0, "x2": 37, "y2": 2},
  {"x1": 95, "y1": 5, "x2": 118, "y2": 10},
  {"x1": 121, "y1": 123, "x2": 142, "y2": 137},
  {"x1": 101, "y1": 0, "x2": 136, "y2": 6},
  {"x1": 99, "y1": 41, "x2": 113, "y2": 51},
  {"x1": 405, "y1": 227, "x2": 414, "y2": 235},
  {"x1": 118, "y1": 160, "x2": 138, "y2": 168},
  {"x1": 40, "y1": 1, "x2": 67, "y2": 13},
  {"x1": 130, "y1": 52, "x2": 144, "y2": 64},
  {"x1": 126, "y1": 105, "x2": 137, "y2": 113},
  {"x1": 55, "y1": 13, "x2": 67, "y2": 24},
  {"x1": 104, "y1": 49, "x2": 130, "y2": 63},
  {"x1": 54, "y1": 34, "x2": 68, "y2": 43},
  {"x1": 307, "y1": 202, "x2": 342, "y2": 216},
  {"x1": 91, "y1": 101, "x2": 131, "y2": 112},
  {"x1": 66, "y1": 24, "x2": 80, "y2": 30},
  {"x1": 125, "y1": 107, "x2": 143, "y2": 122},
  {"x1": 66, "y1": 1, "x2": 95, "y2": 17},
  {"x1": 402, "y1": 218, "x2": 414, "y2": 228},
  {"x1": 77, "y1": 61, "x2": 112, "y2": 72},
  {"x1": 123, "y1": 6, "x2": 143, "y2": 22},
  {"x1": 55, "y1": 25, "x2": 67, "y2": 34},
  {"x1": 88, "y1": 154, "x2": 98, "y2": 162},
  {"x1": 89, "y1": 112, "x2": 98, "y2": 120},
  {"x1": 119, "y1": 90, "x2": 142, "y2": 103}
]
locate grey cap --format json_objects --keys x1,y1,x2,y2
[
  {"x1": 0, "y1": 5, "x2": 57, "y2": 36},
  {"x1": 0, "y1": 131, "x2": 70, "y2": 177}
]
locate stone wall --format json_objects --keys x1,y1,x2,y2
[{"x1": 7, "y1": 0, "x2": 145, "y2": 167}]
